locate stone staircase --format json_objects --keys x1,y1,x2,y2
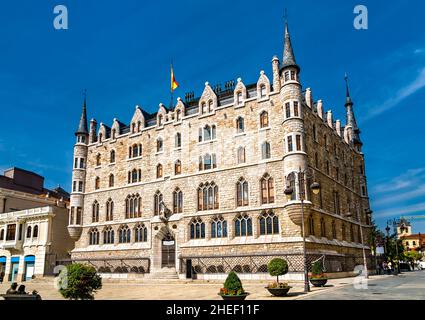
[{"x1": 145, "y1": 267, "x2": 180, "y2": 280}]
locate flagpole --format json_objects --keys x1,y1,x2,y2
[{"x1": 170, "y1": 61, "x2": 174, "y2": 109}]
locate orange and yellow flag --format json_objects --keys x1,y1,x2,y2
[{"x1": 171, "y1": 64, "x2": 179, "y2": 92}]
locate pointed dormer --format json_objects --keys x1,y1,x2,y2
[
  {"x1": 281, "y1": 22, "x2": 300, "y2": 75},
  {"x1": 344, "y1": 74, "x2": 363, "y2": 151}
]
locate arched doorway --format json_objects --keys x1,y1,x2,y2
[{"x1": 161, "y1": 232, "x2": 176, "y2": 268}]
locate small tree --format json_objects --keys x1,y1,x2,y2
[
  {"x1": 267, "y1": 258, "x2": 288, "y2": 283},
  {"x1": 224, "y1": 271, "x2": 243, "y2": 291},
  {"x1": 220, "y1": 271, "x2": 245, "y2": 295},
  {"x1": 404, "y1": 251, "x2": 423, "y2": 267},
  {"x1": 59, "y1": 263, "x2": 102, "y2": 300}
]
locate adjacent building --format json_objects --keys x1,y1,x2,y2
[
  {"x1": 398, "y1": 220, "x2": 425, "y2": 253},
  {"x1": 68, "y1": 22, "x2": 373, "y2": 279},
  {"x1": 0, "y1": 168, "x2": 73, "y2": 282}
]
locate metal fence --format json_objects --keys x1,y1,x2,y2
[
  {"x1": 180, "y1": 253, "x2": 375, "y2": 275},
  {"x1": 56, "y1": 258, "x2": 151, "y2": 274}
]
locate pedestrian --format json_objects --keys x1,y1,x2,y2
[
  {"x1": 6, "y1": 283, "x2": 18, "y2": 295},
  {"x1": 17, "y1": 285, "x2": 27, "y2": 295},
  {"x1": 388, "y1": 261, "x2": 393, "y2": 274},
  {"x1": 382, "y1": 261, "x2": 388, "y2": 275},
  {"x1": 376, "y1": 263, "x2": 381, "y2": 275}
]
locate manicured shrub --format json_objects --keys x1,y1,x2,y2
[
  {"x1": 267, "y1": 258, "x2": 288, "y2": 283},
  {"x1": 59, "y1": 263, "x2": 102, "y2": 300},
  {"x1": 311, "y1": 261, "x2": 326, "y2": 278},
  {"x1": 220, "y1": 271, "x2": 245, "y2": 295}
]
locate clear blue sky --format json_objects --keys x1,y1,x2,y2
[{"x1": 0, "y1": 0, "x2": 424, "y2": 233}]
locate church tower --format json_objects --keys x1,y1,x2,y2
[{"x1": 68, "y1": 94, "x2": 89, "y2": 241}]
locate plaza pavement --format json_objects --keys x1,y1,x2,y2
[{"x1": 0, "y1": 272, "x2": 408, "y2": 300}]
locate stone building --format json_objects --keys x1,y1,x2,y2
[
  {"x1": 0, "y1": 168, "x2": 73, "y2": 282},
  {"x1": 68, "y1": 22, "x2": 373, "y2": 280}
]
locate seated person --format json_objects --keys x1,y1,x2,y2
[
  {"x1": 31, "y1": 290, "x2": 42, "y2": 300},
  {"x1": 17, "y1": 285, "x2": 27, "y2": 295},
  {"x1": 6, "y1": 283, "x2": 18, "y2": 294}
]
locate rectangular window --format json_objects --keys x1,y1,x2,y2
[
  {"x1": 285, "y1": 103, "x2": 291, "y2": 118},
  {"x1": 74, "y1": 158, "x2": 78, "y2": 168},
  {"x1": 261, "y1": 180, "x2": 269, "y2": 204},
  {"x1": 6, "y1": 224, "x2": 16, "y2": 241},
  {"x1": 294, "y1": 101, "x2": 299, "y2": 117},
  {"x1": 78, "y1": 181, "x2": 83, "y2": 192},
  {"x1": 287, "y1": 136, "x2": 293, "y2": 152},
  {"x1": 79, "y1": 158, "x2": 85, "y2": 169},
  {"x1": 291, "y1": 71, "x2": 296, "y2": 80},
  {"x1": 285, "y1": 71, "x2": 289, "y2": 82},
  {"x1": 296, "y1": 135, "x2": 301, "y2": 151},
  {"x1": 72, "y1": 181, "x2": 77, "y2": 192},
  {"x1": 18, "y1": 224, "x2": 23, "y2": 241}
]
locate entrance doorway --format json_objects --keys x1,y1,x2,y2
[
  {"x1": 161, "y1": 233, "x2": 176, "y2": 268},
  {"x1": 0, "y1": 256, "x2": 6, "y2": 283},
  {"x1": 24, "y1": 256, "x2": 35, "y2": 281},
  {"x1": 10, "y1": 257, "x2": 19, "y2": 283}
]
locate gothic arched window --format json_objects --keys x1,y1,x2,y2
[
  {"x1": 197, "y1": 182, "x2": 219, "y2": 211},
  {"x1": 237, "y1": 147, "x2": 246, "y2": 164},
  {"x1": 157, "y1": 138, "x2": 163, "y2": 152},
  {"x1": 260, "y1": 111, "x2": 269, "y2": 128},
  {"x1": 94, "y1": 177, "x2": 100, "y2": 190},
  {"x1": 118, "y1": 225, "x2": 131, "y2": 244},
  {"x1": 89, "y1": 228, "x2": 99, "y2": 245},
  {"x1": 135, "y1": 224, "x2": 148, "y2": 243},
  {"x1": 92, "y1": 201, "x2": 99, "y2": 223},
  {"x1": 109, "y1": 174, "x2": 114, "y2": 188},
  {"x1": 156, "y1": 164, "x2": 163, "y2": 178},
  {"x1": 234, "y1": 214, "x2": 252, "y2": 237},
  {"x1": 190, "y1": 218, "x2": 205, "y2": 239},
  {"x1": 103, "y1": 226, "x2": 114, "y2": 244},
  {"x1": 236, "y1": 178, "x2": 249, "y2": 207},
  {"x1": 173, "y1": 188, "x2": 183, "y2": 214},
  {"x1": 236, "y1": 117, "x2": 244, "y2": 133},
  {"x1": 175, "y1": 133, "x2": 182, "y2": 148},
  {"x1": 211, "y1": 216, "x2": 227, "y2": 238},
  {"x1": 154, "y1": 191, "x2": 163, "y2": 215},
  {"x1": 259, "y1": 211, "x2": 279, "y2": 235},
  {"x1": 110, "y1": 150, "x2": 116, "y2": 163},
  {"x1": 260, "y1": 173, "x2": 275, "y2": 204},
  {"x1": 106, "y1": 198, "x2": 114, "y2": 221},
  {"x1": 125, "y1": 194, "x2": 141, "y2": 219},
  {"x1": 175, "y1": 160, "x2": 182, "y2": 175}
]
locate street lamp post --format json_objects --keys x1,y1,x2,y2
[
  {"x1": 386, "y1": 219, "x2": 401, "y2": 275},
  {"x1": 284, "y1": 167, "x2": 321, "y2": 293}
]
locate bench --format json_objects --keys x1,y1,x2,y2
[{"x1": 0, "y1": 294, "x2": 42, "y2": 301}]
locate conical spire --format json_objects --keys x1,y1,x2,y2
[
  {"x1": 344, "y1": 74, "x2": 362, "y2": 147},
  {"x1": 75, "y1": 91, "x2": 88, "y2": 136},
  {"x1": 281, "y1": 22, "x2": 300, "y2": 73},
  {"x1": 345, "y1": 73, "x2": 353, "y2": 106}
]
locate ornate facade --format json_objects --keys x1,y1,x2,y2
[{"x1": 68, "y1": 22, "x2": 373, "y2": 279}]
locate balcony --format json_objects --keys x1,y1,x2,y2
[{"x1": 0, "y1": 239, "x2": 23, "y2": 251}]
